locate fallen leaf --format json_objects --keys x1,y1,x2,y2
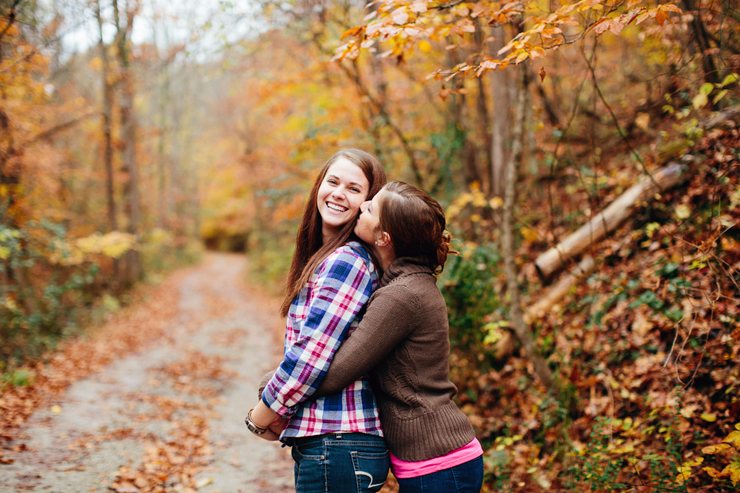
[{"x1": 195, "y1": 476, "x2": 214, "y2": 488}]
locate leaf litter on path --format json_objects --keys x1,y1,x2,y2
[{"x1": 0, "y1": 253, "x2": 293, "y2": 492}]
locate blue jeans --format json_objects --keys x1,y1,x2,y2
[
  {"x1": 396, "y1": 455, "x2": 484, "y2": 493},
  {"x1": 290, "y1": 432, "x2": 390, "y2": 493}
]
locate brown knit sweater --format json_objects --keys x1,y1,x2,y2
[{"x1": 316, "y1": 257, "x2": 476, "y2": 462}]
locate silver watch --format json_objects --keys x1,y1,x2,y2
[{"x1": 245, "y1": 409, "x2": 268, "y2": 435}]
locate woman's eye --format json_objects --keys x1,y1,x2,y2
[{"x1": 350, "y1": 188, "x2": 360, "y2": 193}]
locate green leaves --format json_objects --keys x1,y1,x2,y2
[{"x1": 692, "y1": 73, "x2": 738, "y2": 109}]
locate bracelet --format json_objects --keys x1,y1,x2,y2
[{"x1": 245, "y1": 409, "x2": 268, "y2": 435}]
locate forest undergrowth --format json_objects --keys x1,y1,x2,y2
[{"x1": 441, "y1": 109, "x2": 740, "y2": 492}]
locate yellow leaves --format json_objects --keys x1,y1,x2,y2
[
  {"x1": 483, "y1": 320, "x2": 509, "y2": 345},
  {"x1": 725, "y1": 462, "x2": 740, "y2": 487},
  {"x1": 3, "y1": 296, "x2": 18, "y2": 311},
  {"x1": 410, "y1": 0, "x2": 428, "y2": 13},
  {"x1": 675, "y1": 204, "x2": 691, "y2": 220},
  {"x1": 489, "y1": 196, "x2": 504, "y2": 209},
  {"x1": 391, "y1": 7, "x2": 409, "y2": 25},
  {"x1": 635, "y1": 112, "x2": 650, "y2": 130},
  {"x1": 521, "y1": 227, "x2": 539, "y2": 243},
  {"x1": 447, "y1": 185, "x2": 497, "y2": 219},
  {"x1": 515, "y1": 51, "x2": 530, "y2": 64},
  {"x1": 705, "y1": 463, "x2": 740, "y2": 487},
  {"x1": 724, "y1": 426, "x2": 740, "y2": 446},
  {"x1": 676, "y1": 457, "x2": 704, "y2": 485},
  {"x1": 700, "y1": 412, "x2": 717, "y2": 422},
  {"x1": 701, "y1": 423, "x2": 740, "y2": 486},
  {"x1": 89, "y1": 57, "x2": 103, "y2": 71},
  {"x1": 48, "y1": 231, "x2": 137, "y2": 266},
  {"x1": 454, "y1": 4, "x2": 470, "y2": 17},
  {"x1": 77, "y1": 231, "x2": 137, "y2": 260},
  {"x1": 692, "y1": 83, "x2": 714, "y2": 109},
  {"x1": 418, "y1": 40, "x2": 431, "y2": 53},
  {"x1": 195, "y1": 476, "x2": 214, "y2": 488}
]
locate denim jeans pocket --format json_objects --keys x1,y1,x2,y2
[
  {"x1": 292, "y1": 445, "x2": 326, "y2": 493},
  {"x1": 351, "y1": 450, "x2": 390, "y2": 492}
]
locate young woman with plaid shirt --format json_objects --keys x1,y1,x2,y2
[
  {"x1": 315, "y1": 182, "x2": 484, "y2": 493},
  {"x1": 246, "y1": 149, "x2": 389, "y2": 493}
]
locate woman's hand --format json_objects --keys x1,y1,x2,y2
[
  {"x1": 269, "y1": 416, "x2": 289, "y2": 436},
  {"x1": 248, "y1": 400, "x2": 285, "y2": 441}
]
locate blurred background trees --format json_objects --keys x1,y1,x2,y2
[{"x1": 1, "y1": 0, "x2": 739, "y2": 489}]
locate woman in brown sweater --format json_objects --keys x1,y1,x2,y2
[{"x1": 315, "y1": 181, "x2": 483, "y2": 492}]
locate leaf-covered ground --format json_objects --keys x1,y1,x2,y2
[
  {"x1": 0, "y1": 254, "x2": 293, "y2": 492},
  {"x1": 451, "y1": 116, "x2": 740, "y2": 491}
]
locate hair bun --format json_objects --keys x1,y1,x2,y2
[{"x1": 434, "y1": 231, "x2": 458, "y2": 274}]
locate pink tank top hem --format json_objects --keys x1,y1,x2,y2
[{"x1": 390, "y1": 438, "x2": 483, "y2": 479}]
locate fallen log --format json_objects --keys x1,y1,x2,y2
[
  {"x1": 491, "y1": 256, "x2": 596, "y2": 361},
  {"x1": 526, "y1": 256, "x2": 596, "y2": 322},
  {"x1": 534, "y1": 162, "x2": 686, "y2": 280}
]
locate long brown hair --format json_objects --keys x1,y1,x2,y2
[
  {"x1": 280, "y1": 149, "x2": 386, "y2": 316},
  {"x1": 378, "y1": 181, "x2": 457, "y2": 274}
]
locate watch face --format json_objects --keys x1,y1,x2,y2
[{"x1": 245, "y1": 417, "x2": 266, "y2": 434}]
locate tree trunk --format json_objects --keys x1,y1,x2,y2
[
  {"x1": 503, "y1": 63, "x2": 559, "y2": 395},
  {"x1": 682, "y1": 0, "x2": 719, "y2": 84},
  {"x1": 157, "y1": 59, "x2": 170, "y2": 230},
  {"x1": 114, "y1": 0, "x2": 141, "y2": 285},
  {"x1": 96, "y1": 0, "x2": 121, "y2": 286},
  {"x1": 534, "y1": 162, "x2": 687, "y2": 280},
  {"x1": 490, "y1": 26, "x2": 510, "y2": 199},
  {"x1": 474, "y1": 22, "x2": 493, "y2": 194},
  {"x1": 96, "y1": 0, "x2": 117, "y2": 234}
]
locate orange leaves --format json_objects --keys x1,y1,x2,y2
[
  {"x1": 701, "y1": 424, "x2": 740, "y2": 487},
  {"x1": 592, "y1": 14, "x2": 630, "y2": 36},
  {"x1": 655, "y1": 2, "x2": 682, "y2": 25},
  {"x1": 0, "y1": 269, "x2": 184, "y2": 440},
  {"x1": 341, "y1": 25, "x2": 364, "y2": 40},
  {"x1": 331, "y1": 0, "x2": 684, "y2": 90}
]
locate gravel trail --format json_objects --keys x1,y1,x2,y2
[{"x1": 0, "y1": 253, "x2": 294, "y2": 493}]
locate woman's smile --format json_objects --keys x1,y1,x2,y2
[
  {"x1": 326, "y1": 202, "x2": 349, "y2": 213},
  {"x1": 316, "y1": 157, "x2": 369, "y2": 238}
]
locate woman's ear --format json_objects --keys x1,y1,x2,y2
[{"x1": 375, "y1": 231, "x2": 392, "y2": 248}]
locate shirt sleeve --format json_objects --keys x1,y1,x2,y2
[
  {"x1": 315, "y1": 285, "x2": 418, "y2": 397},
  {"x1": 262, "y1": 248, "x2": 374, "y2": 416}
]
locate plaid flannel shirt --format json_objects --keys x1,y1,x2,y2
[{"x1": 262, "y1": 241, "x2": 383, "y2": 439}]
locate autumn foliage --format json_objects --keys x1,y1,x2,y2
[{"x1": 1, "y1": 0, "x2": 740, "y2": 491}]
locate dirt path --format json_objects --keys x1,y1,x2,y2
[{"x1": 0, "y1": 253, "x2": 294, "y2": 493}]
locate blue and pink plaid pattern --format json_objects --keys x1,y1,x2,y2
[{"x1": 262, "y1": 242, "x2": 383, "y2": 438}]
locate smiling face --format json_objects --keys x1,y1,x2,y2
[{"x1": 316, "y1": 158, "x2": 370, "y2": 239}]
